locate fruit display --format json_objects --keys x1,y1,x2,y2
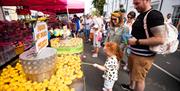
[
  {"x1": 0, "y1": 20, "x2": 32, "y2": 43},
  {"x1": 51, "y1": 38, "x2": 83, "y2": 54},
  {"x1": 0, "y1": 54, "x2": 83, "y2": 91},
  {"x1": 0, "y1": 20, "x2": 33, "y2": 66}
]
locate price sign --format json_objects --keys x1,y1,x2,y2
[{"x1": 34, "y1": 22, "x2": 48, "y2": 53}]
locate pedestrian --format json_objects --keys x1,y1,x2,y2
[
  {"x1": 92, "y1": 25, "x2": 102, "y2": 57},
  {"x1": 102, "y1": 20, "x2": 110, "y2": 46},
  {"x1": 47, "y1": 27, "x2": 52, "y2": 47},
  {"x1": 72, "y1": 15, "x2": 80, "y2": 37},
  {"x1": 105, "y1": 11, "x2": 128, "y2": 44},
  {"x1": 83, "y1": 15, "x2": 93, "y2": 42},
  {"x1": 120, "y1": 0, "x2": 165, "y2": 91},
  {"x1": 105, "y1": 21, "x2": 110, "y2": 32},
  {"x1": 78, "y1": 17, "x2": 84, "y2": 38},
  {"x1": 105, "y1": 11, "x2": 129, "y2": 63},
  {"x1": 93, "y1": 42, "x2": 123, "y2": 91},
  {"x1": 122, "y1": 11, "x2": 136, "y2": 71},
  {"x1": 68, "y1": 21, "x2": 76, "y2": 38},
  {"x1": 119, "y1": 4, "x2": 127, "y2": 23},
  {"x1": 165, "y1": 13, "x2": 173, "y2": 24},
  {"x1": 93, "y1": 15, "x2": 104, "y2": 31},
  {"x1": 125, "y1": 11, "x2": 136, "y2": 34}
]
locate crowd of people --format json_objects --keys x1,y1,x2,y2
[{"x1": 83, "y1": 0, "x2": 179, "y2": 91}]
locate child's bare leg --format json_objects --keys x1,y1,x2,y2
[
  {"x1": 103, "y1": 88, "x2": 112, "y2": 91},
  {"x1": 95, "y1": 47, "x2": 99, "y2": 54},
  {"x1": 107, "y1": 88, "x2": 112, "y2": 91}
]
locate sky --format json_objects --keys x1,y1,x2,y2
[
  {"x1": 84, "y1": 0, "x2": 93, "y2": 14},
  {"x1": 74, "y1": 0, "x2": 93, "y2": 16}
]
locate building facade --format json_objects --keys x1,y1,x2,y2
[
  {"x1": 104, "y1": 0, "x2": 127, "y2": 17},
  {"x1": 126, "y1": 0, "x2": 180, "y2": 26},
  {"x1": 158, "y1": 0, "x2": 180, "y2": 26}
]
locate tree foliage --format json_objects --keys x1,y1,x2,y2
[{"x1": 92, "y1": 0, "x2": 106, "y2": 15}]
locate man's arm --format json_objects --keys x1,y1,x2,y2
[
  {"x1": 128, "y1": 25, "x2": 165, "y2": 46},
  {"x1": 138, "y1": 25, "x2": 165, "y2": 46},
  {"x1": 128, "y1": 10, "x2": 165, "y2": 46}
]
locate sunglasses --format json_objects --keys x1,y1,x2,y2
[
  {"x1": 111, "y1": 18, "x2": 118, "y2": 21},
  {"x1": 127, "y1": 16, "x2": 133, "y2": 19}
]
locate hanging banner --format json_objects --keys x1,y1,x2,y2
[{"x1": 33, "y1": 22, "x2": 48, "y2": 53}]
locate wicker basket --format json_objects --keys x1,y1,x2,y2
[{"x1": 19, "y1": 47, "x2": 57, "y2": 82}]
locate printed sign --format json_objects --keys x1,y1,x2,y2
[{"x1": 34, "y1": 22, "x2": 48, "y2": 53}]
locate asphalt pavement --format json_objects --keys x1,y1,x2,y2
[
  {"x1": 82, "y1": 42, "x2": 180, "y2": 91},
  {"x1": 154, "y1": 51, "x2": 180, "y2": 78}
]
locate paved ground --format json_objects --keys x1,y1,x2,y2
[
  {"x1": 0, "y1": 41, "x2": 179, "y2": 91},
  {"x1": 155, "y1": 51, "x2": 180, "y2": 78},
  {"x1": 82, "y1": 42, "x2": 180, "y2": 91}
]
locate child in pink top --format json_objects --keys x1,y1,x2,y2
[{"x1": 92, "y1": 25, "x2": 102, "y2": 57}]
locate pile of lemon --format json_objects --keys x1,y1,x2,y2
[{"x1": 0, "y1": 54, "x2": 83, "y2": 91}]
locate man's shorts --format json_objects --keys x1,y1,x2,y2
[
  {"x1": 128, "y1": 54, "x2": 154, "y2": 81},
  {"x1": 104, "y1": 80, "x2": 115, "y2": 89}
]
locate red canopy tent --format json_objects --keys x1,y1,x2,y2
[
  {"x1": 0, "y1": 0, "x2": 67, "y2": 6},
  {"x1": 29, "y1": 0, "x2": 84, "y2": 13},
  {"x1": 0, "y1": 0, "x2": 84, "y2": 13}
]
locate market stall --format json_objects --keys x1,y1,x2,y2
[
  {"x1": 0, "y1": 0, "x2": 67, "y2": 6},
  {"x1": 0, "y1": 20, "x2": 85, "y2": 91},
  {"x1": 29, "y1": 0, "x2": 84, "y2": 14}
]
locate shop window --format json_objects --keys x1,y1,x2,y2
[
  {"x1": 172, "y1": 6, "x2": 180, "y2": 27},
  {"x1": 151, "y1": 4, "x2": 159, "y2": 10}
]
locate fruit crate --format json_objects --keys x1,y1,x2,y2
[{"x1": 15, "y1": 44, "x2": 25, "y2": 55}]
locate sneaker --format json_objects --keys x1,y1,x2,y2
[
  {"x1": 123, "y1": 65, "x2": 129, "y2": 71},
  {"x1": 102, "y1": 88, "x2": 107, "y2": 91},
  {"x1": 83, "y1": 55, "x2": 86, "y2": 58},
  {"x1": 120, "y1": 84, "x2": 133, "y2": 91},
  {"x1": 88, "y1": 39, "x2": 91, "y2": 41},
  {"x1": 92, "y1": 53, "x2": 98, "y2": 57},
  {"x1": 123, "y1": 65, "x2": 128, "y2": 71}
]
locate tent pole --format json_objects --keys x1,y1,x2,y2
[
  {"x1": 1, "y1": 6, "x2": 6, "y2": 20},
  {"x1": 67, "y1": 6, "x2": 69, "y2": 21}
]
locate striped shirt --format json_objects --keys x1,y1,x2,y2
[{"x1": 131, "y1": 9, "x2": 164, "y2": 57}]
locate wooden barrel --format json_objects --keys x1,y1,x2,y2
[{"x1": 19, "y1": 47, "x2": 57, "y2": 82}]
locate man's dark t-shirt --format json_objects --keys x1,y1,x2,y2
[{"x1": 130, "y1": 9, "x2": 164, "y2": 57}]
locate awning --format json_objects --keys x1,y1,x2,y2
[
  {"x1": 30, "y1": 0, "x2": 84, "y2": 13},
  {"x1": 0, "y1": 0, "x2": 84, "y2": 14},
  {"x1": 0, "y1": 0, "x2": 67, "y2": 6}
]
